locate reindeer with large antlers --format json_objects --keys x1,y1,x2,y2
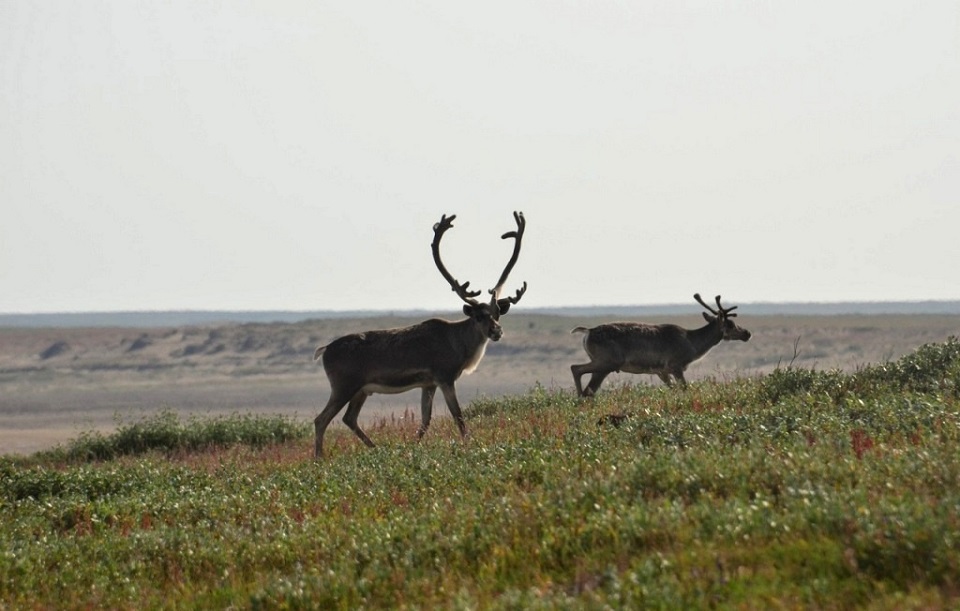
[
  {"x1": 312, "y1": 212, "x2": 527, "y2": 457},
  {"x1": 570, "y1": 294, "x2": 751, "y2": 396}
]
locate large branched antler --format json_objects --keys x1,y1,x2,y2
[
  {"x1": 432, "y1": 211, "x2": 528, "y2": 311},
  {"x1": 432, "y1": 214, "x2": 482, "y2": 304},
  {"x1": 490, "y1": 211, "x2": 527, "y2": 304}
]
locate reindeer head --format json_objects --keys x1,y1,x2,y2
[
  {"x1": 432, "y1": 212, "x2": 528, "y2": 341},
  {"x1": 694, "y1": 293, "x2": 751, "y2": 342}
]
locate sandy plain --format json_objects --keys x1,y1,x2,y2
[{"x1": 1, "y1": 312, "x2": 958, "y2": 455}]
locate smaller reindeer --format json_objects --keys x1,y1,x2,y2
[{"x1": 570, "y1": 294, "x2": 751, "y2": 396}]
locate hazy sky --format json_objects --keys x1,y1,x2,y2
[{"x1": 2, "y1": 2, "x2": 958, "y2": 314}]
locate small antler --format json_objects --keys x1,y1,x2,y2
[
  {"x1": 489, "y1": 211, "x2": 526, "y2": 302},
  {"x1": 694, "y1": 293, "x2": 738, "y2": 318},
  {"x1": 432, "y1": 214, "x2": 481, "y2": 304},
  {"x1": 694, "y1": 293, "x2": 718, "y2": 316},
  {"x1": 715, "y1": 294, "x2": 738, "y2": 317}
]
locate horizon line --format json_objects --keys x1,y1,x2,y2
[{"x1": 2, "y1": 299, "x2": 960, "y2": 328}]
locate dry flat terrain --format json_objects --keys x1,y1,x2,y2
[{"x1": 1, "y1": 312, "x2": 958, "y2": 455}]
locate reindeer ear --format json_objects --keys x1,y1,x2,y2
[
  {"x1": 463, "y1": 304, "x2": 475, "y2": 317},
  {"x1": 702, "y1": 312, "x2": 716, "y2": 323},
  {"x1": 496, "y1": 299, "x2": 512, "y2": 316}
]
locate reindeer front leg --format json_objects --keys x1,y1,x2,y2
[
  {"x1": 662, "y1": 368, "x2": 688, "y2": 388},
  {"x1": 439, "y1": 383, "x2": 468, "y2": 437}
]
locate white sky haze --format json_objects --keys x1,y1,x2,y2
[{"x1": 2, "y1": 2, "x2": 958, "y2": 314}]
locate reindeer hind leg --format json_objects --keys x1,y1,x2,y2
[
  {"x1": 584, "y1": 370, "x2": 612, "y2": 396},
  {"x1": 342, "y1": 392, "x2": 374, "y2": 447},
  {"x1": 418, "y1": 386, "x2": 437, "y2": 439},
  {"x1": 571, "y1": 363, "x2": 601, "y2": 397},
  {"x1": 315, "y1": 387, "x2": 357, "y2": 457}
]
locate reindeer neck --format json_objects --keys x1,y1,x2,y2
[
  {"x1": 451, "y1": 315, "x2": 490, "y2": 347},
  {"x1": 448, "y1": 315, "x2": 492, "y2": 375},
  {"x1": 686, "y1": 319, "x2": 724, "y2": 359}
]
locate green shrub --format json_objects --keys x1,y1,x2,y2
[
  {"x1": 760, "y1": 336, "x2": 960, "y2": 405},
  {"x1": 29, "y1": 411, "x2": 311, "y2": 463},
  {"x1": 857, "y1": 336, "x2": 960, "y2": 394}
]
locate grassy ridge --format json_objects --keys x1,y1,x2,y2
[{"x1": 1, "y1": 340, "x2": 959, "y2": 608}]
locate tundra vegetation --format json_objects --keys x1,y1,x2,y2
[{"x1": 2, "y1": 338, "x2": 960, "y2": 608}]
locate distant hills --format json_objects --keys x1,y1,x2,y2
[{"x1": 2, "y1": 301, "x2": 960, "y2": 328}]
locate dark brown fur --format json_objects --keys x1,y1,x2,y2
[
  {"x1": 313, "y1": 212, "x2": 526, "y2": 457},
  {"x1": 571, "y1": 294, "x2": 751, "y2": 396}
]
